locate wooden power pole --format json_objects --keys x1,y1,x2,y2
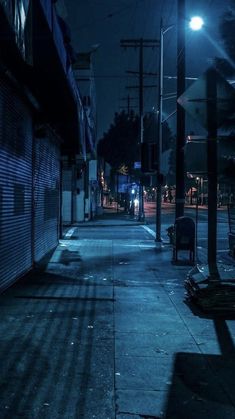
[{"x1": 120, "y1": 39, "x2": 159, "y2": 221}]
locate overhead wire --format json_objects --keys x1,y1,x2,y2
[
  {"x1": 118, "y1": 0, "x2": 140, "y2": 115},
  {"x1": 143, "y1": 1, "x2": 163, "y2": 113},
  {"x1": 143, "y1": 0, "x2": 165, "y2": 128},
  {"x1": 89, "y1": 1, "x2": 145, "y2": 135},
  {"x1": 77, "y1": 0, "x2": 144, "y2": 31},
  {"x1": 144, "y1": 0, "x2": 172, "y2": 114}
]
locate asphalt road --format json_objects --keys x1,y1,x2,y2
[{"x1": 143, "y1": 201, "x2": 230, "y2": 264}]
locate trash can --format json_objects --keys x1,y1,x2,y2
[{"x1": 173, "y1": 216, "x2": 195, "y2": 263}]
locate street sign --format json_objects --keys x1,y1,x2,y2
[
  {"x1": 134, "y1": 161, "x2": 141, "y2": 169},
  {"x1": 185, "y1": 135, "x2": 235, "y2": 176},
  {"x1": 178, "y1": 67, "x2": 235, "y2": 130}
]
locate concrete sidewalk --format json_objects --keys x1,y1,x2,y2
[{"x1": 0, "y1": 211, "x2": 235, "y2": 418}]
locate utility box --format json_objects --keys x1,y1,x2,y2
[{"x1": 228, "y1": 204, "x2": 235, "y2": 258}]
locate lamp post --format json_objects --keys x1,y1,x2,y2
[
  {"x1": 156, "y1": 10, "x2": 204, "y2": 240},
  {"x1": 156, "y1": 19, "x2": 174, "y2": 242},
  {"x1": 175, "y1": 6, "x2": 204, "y2": 220},
  {"x1": 175, "y1": 0, "x2": 186, "y2": 219}
]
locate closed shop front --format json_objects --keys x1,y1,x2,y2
[
  {"x1": 34, "y1": 130, "x2": 60, "y2": 262},
  {"x1": 62, "y1": 166, "x2": 73, "y2": 225},
  {"x1": 0, "y1": 74, "x2": 33, "y2": 291},
  {"x1": 0, "y1": 74, "x2": 61, "y2": 291}
]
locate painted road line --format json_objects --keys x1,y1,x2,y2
[{"x1": 141, "y1": 225, "x2": 156, "y2": 238}]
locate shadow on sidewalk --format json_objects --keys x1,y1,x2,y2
[
  {"x1": 164, "y1": 307, "x2": 235, "y2": 418},
  {"x1": 0, "y1": 251, "x2": 114, "y2": 417}
]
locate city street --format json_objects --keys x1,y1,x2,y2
[
  {"x1": 0, "y1": 2, "x2": 235, "y2": 418},
  {"x1": 0, "y1": 208, "x2": 234, "y2": 418}
]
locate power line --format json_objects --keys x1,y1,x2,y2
[
  {"x1": 121, "y1": 38, "x2": 160, "y2": 222},
  {"x1": 77, "y1": 0, "x2": 144, "y2": 31}
]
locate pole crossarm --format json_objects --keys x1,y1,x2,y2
[
  {"x1": 121, "y1": 39, "x2": 160, "y2": 45},
  {"x1": 126, "y1": 70, "x2": 158, "y2": 76},
  {"x1": 120, "y1": 96, "x2": 138, "y2": 100},
  {"x1": 119, "y1": 106, "x2": 138, "y2": 109},
  {"x1": 126, "y1": 85, "x2": 158, "y2": 89},
  {"x1": 119, "y1": 95, "x2": 138, "y2": 114}
]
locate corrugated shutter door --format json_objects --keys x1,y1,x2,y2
[
  {"x1": 0, "y1": 76, "x2": 33, "y2": 291},
  {"x1": 62, "y1": 169, "x2": 72, "y2": 224},
  {"x1": 34, "y1": 136, "x2": 60, "y2": 262}
]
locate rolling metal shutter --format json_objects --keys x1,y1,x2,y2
[
  {"x1": 62, "y1": 168, "x2": 73, "y2": 224},
  {"x1": 34, "y1": 134, "x2": 60, "y2": 262},
  {"x1": 0, "y1": 75, "x2": 33, "y2": 291}
]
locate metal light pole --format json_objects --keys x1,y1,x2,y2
[
  {"x1": 157, "y1": 9, "x2": 203, "y2": 229},
  {"x1": 156, "y1": 20, "x2": 174, "y2": 242},
  {"x1": 138, "y1": 38, "x2": 145, "y2": 222},
  {"x1": 156, "y1": 20, "x2": 163, "y2": 242},
  {"x1": 175, "y1": 0, "x2": 186, "y2": 220}
]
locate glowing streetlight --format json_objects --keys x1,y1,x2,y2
[
  {"x1": 155, "y1": 12, "x2": 204, "y2": 242},
  {"x1": 189, "y1": 16, "x2": 204, "y2": 31}
]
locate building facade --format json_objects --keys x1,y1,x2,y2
[{"x1": 0, "y1": 0, "x2": 86, "y2": 290}]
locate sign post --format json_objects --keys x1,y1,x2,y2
[
  {"x1": 178, "y1": 66, "x2": 235, "y2": 284},
  {"x1": 206, "y1": 68, "x2": 219, "y2": 282}
]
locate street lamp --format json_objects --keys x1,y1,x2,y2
[
  {"x1": 189, "y1": 16, "x2": 204, "y2": 31},
  {"x1": 156, "y1": 7, "x2": 204, "y2": 241},
  {"x1": 175, "y1": 1, "x2": 206, "y2": 221},
  {"x1": 175, "y1": 0, "x2": 186, "y2": 220},
  {"x1": 156, "y1": 19, "x2": 174, "y2": 242}
]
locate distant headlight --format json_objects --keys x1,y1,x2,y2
[{"x1": 134, "y1": 198, "x2": 139, "y2": 207}]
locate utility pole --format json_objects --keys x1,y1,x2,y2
[
  {"x1": 156, "y1": 19, "x2": 164, "y2": 242},
  {"x1": 175, "y1": 0, "x2": 186, "y2": 219},
  {"x1": 120, "y1": 95, "x2": 138, "y2": 115},
  {"x1": 126, "y1": 70, "x2": 158, "y2": 77},
  {"x1": 121, "y1": 39, "x2": 159, "y2": 221}
]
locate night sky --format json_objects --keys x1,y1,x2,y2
[{"x1": 64, "y1": 0, "x2": 230, "y2": 139}]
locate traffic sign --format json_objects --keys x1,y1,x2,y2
[
  {"x1": 178, "y1": 67, "x2": 235, "y2": 129},
  {"x1": 134, "y1": 161, "x2": 141, "y2": 169}
]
